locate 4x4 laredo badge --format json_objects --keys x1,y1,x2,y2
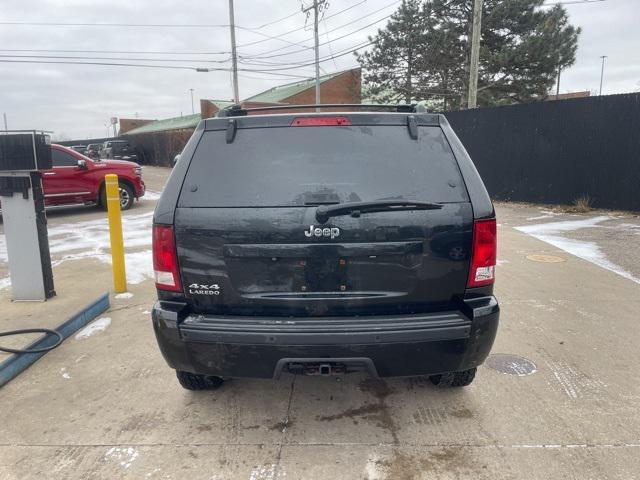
[
  {"x1": 188, "y1": 283, "x2": 221, "y2": 295},
  {"x1": 304, "y1": 225, "x2": 340, "y2": 239}
]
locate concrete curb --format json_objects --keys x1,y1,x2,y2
[{"x1": 0, "y1": 292, "x2": 110, "y2": 388}]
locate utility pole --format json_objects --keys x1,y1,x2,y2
[
  {"x1": 189, "y1": 88, "x2": 195, "y2": 114},
  {"x1": 556, "y1": 64, "x2": 561, "y2": 97},
  {"x1": 467, "y1": 0, "x2": 483, "y2": 109},
  {"x1": 2, "y1": 112, "x2": 7, "y2": 131},
  {"x1": 303, "y1": 0, "x2": 325, "y2": 107},
  {"x1": 599, "y1": 55, "x2": 607, "y2": 96},
  {"x1": 228, "y1": 0, "x2": 240, "y2": 104}
]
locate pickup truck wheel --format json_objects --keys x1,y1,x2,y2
[
  {"x1": 176, "y1": 370, "x2": 224, "y2": 390},
  {"x1": 100, "y1": 182, "x2": 135, "y2": 211},
  {"x1": 429, "y1": 367, "x2": 477, "y2": 388}
]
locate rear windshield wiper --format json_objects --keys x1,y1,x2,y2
[{"x1": 315, "y1": 200, "x2": 443, "y2": 223}]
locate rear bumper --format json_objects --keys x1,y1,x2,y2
[{"x1": 151, "y1": 297, "x2": 499, "y2": 378}]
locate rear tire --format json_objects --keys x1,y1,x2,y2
[
  {"x1": 176, "y1": 370, "x2": 224, "y2": 391},
  {"x1": 429, "y1": 367, "x2": 477, "y2": 388}
]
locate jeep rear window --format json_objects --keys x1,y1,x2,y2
[{"x1": 179, "y1": 125, "x2": 468, "y2": 207}]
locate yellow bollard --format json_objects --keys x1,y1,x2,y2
[{"x1": 105, "y1": 174, "x2": 127, "y2": 293}]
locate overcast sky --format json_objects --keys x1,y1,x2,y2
[{"x1": 0, "y1": 0, "x2": 637, "y2": 140}]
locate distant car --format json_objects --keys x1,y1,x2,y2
[
  {"x1": 42, "y1": 144, "x2": 145, "y2": 210},
  {"x1": 70, "y1": 145, "x2": 87, "y2": 153},
  {"x1": 85, "y1": 143, "x2": 103, "y2": 160},
  {"x1": 101, "y1": 140, "x2": 138, "y2": 161}
]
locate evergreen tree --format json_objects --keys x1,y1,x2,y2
[{"x1": 357, "y1": 0, "x2": 581, "y2": 109}]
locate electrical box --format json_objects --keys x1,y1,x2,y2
[
  {"x1": 0, "y1": 132, "x2": 52, "y2": 171},
  {"x1": 0, "y1": 131, "x2": 55, "y2": 301}
]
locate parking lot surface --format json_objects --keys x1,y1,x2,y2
[{"x1": 1, "y1": 169, "x2": 639, "y2": 479}]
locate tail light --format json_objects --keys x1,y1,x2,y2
[
  {"x1": 291, "y1": 116, "x2": 352, "y2": 126},
  {"x1": 467, "y1": 218, "x2": 497, "y2": 288},
  {"x1": 152, "y1": 224, "x2": 182, "y2": 291}
]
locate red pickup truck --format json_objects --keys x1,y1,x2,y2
[{"x1": 42, "y1": 144, "x2": 145, "y2": 210}]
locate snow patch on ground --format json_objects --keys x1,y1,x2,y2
[
  {"x1": 115, "y1": 292, "x2": 134, "y2": 299},
  {"x1": 143, "y1": 190, "x2": 162, "y2": 201},
  {"x1": 122, "y1": 250, "x2": 153, "y2": 284},
  {"x1": 496, "y1": 259, "x2": 510, "y2": 266},
  {"x1": 105, "y1": 447, "x2": 139, "y2": 469},
  {"x1": 363, "y1": 453, "x2": 385, "y2": 480},
  {"x1": 60, "y1": 367, "x2": 71, "y2": 379},
  {"x1": 0, "y1": 211, "x2": 155, "y2": 288},
  {"x1": 75, "y1": 317, "x2": 111, "y2": 340},
  {"x1": 249, "y1": 464, "x2": 277, "y2": 480},
  {"x1": 515, "y1": 216, "x2": 640, "y2": 284}
]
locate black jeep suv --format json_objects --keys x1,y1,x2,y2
[{"x1": 152, "y1": 105, "x2": 499, "y2": 390}]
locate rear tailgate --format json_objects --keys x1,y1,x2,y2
[{"x1": 175, "y1": 119, "x2": 472, "y2": 316}]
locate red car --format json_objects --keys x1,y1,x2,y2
[{"x1": 42, "y1": 144, "x2": 145, "y2": 210}]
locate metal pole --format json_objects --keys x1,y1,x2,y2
[
  {"x1": 228, "y1": 0, "x2": 240, "y2": 103},
  {"x1": 467, "y1": 0, "x2": 483, "y2": 109},
  {"x1": 599, "y1": 55, "x2": 607, "y2": 96},
  {"x1": 2, "y1": 112, "x2": 7, "y2": 131},
  {"x1": 105, "y1": 174, "x2": 127, "y2": 293},
  {"x1": 190, "y1": 88, "x2": 195, "y2": 114},
  {"x1": 314, "y1": 0, "x2": 321, "y2": 106}
]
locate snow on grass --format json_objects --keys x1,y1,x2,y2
[
  {"x1": 516, "y1": 216, "x2": 640, "y2": 284},
  {"x1": 75, "y1": 317, "x2": 111, "y2": 340}
]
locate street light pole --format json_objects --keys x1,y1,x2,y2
[
  {"x1": 228, "y1": 0, "x2": 240, "y2": 104},
  {"x1": 599, "y1": 55, "x2": 607, "y2": 96},
  {"x1": 189, "y1": 88, "x2": 195, "y2": 114}
]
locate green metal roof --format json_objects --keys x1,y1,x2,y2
[
  {"x1": 243, "y1": 71, "x2": 346, "y2": 103},
  {"x1": 125, "y1": 113, "x2": 201, "y2": 135},
  {"x1": 209, "y1": 100, "x2": 235, "y2": 110}
]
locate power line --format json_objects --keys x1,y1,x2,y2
[
  {"x1": 0, "y1": 54, "x2": 232, "y2": 63},
  {"x1": 323, "y1": 18, "x2": 339, "y2": 70},
  {"x1": 255, "y1": 8, "x2": 304, "y2": 29},
  {"x1": 0, "y1": 59, "x2": 197, "y2": 69},
  {"x1": 236, "y1": 0, "x2": 370, "y2": 49},
  {"x1": 238, "y1": 38, "x2": 373, "y2": 68},
  {"x1": 0, "y1": 0, "x2": 391, "y2": 66},
  {"x1": 238, "y1": 39, "x2": 374, "y2": 72},
  {"x1": 240, "y1": 12, "x2": 391, "y2": 61},
  {"x1": 0, "y1": 48, "x2": 230, "y2": 55},
  {"x1": 0, "y1": 59, "x2": 315, "y2": 78},
  {"x1": 0, "y1": 21, "x2": 230, "y2": 28},
  {"x1": 239, "y1": 0, "x2": 399, "y2": 59}
]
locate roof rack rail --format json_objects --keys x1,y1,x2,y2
[{"x1": 216, "y1": 103, "x2": 428, "y2": 118}]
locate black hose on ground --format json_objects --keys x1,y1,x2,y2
[{"x1": 0, "y1": 328, "x2": 63, "y2": 354}]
